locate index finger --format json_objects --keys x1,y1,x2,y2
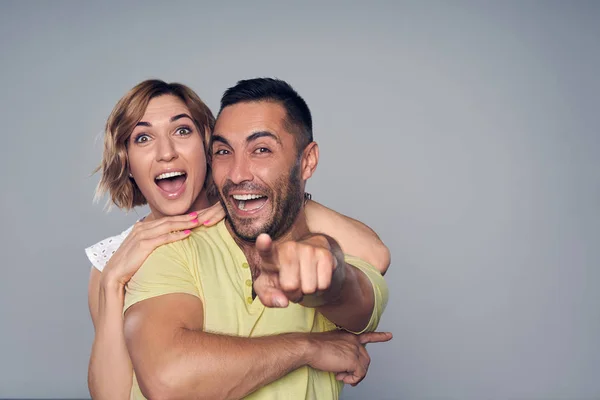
[{"x1": 256, "y1": 233, "x2": 278, "y2": 270}]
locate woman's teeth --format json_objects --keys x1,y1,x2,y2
[{"x1": 156, "y1": 171, "x2": 185, "y2": 180}]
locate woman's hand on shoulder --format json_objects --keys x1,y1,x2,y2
[
  {"x1": 101, "y1": 203, "x2": 226, "y2": 288},
  {"x1": 192, "y1": 201, "x2": 226, "y2": 227}
]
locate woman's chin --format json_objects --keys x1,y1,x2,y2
[{"x1": 152, "y1": 200, "x2": 193, "y2": 218}]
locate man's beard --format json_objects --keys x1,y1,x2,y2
[{"x1": 218, "y1": 162, "x2": 304, "y2": 242}]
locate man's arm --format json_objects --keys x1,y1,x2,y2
[
  {"x1": 124, "y1": 293, "x2": 310, "y2": 400},
  {"x1": 305, "y1": 200, "x2": 391, "y2": 275},
  {"x1": 313, "y1": 236, "x2": 387, "y2": 333},
  {"x1": 254, "y1": 234, "x2": 389, "y2": 334},
  {"x1": 124, "y1": 241, "x2": 390, "y2": 399},
  {"x1": 124, "y1": 293, "x2": 391, "y2": 399}
]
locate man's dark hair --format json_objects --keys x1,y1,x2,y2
[{"x1": 219, "y1": 78, "x2": 313, "y2": 152}]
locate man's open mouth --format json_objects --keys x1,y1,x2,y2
[
  {"x1": 155, "y1": 171, "x2": 187, "y2": 194},
  {"x1": 231, "y1": 194, "x2": 268, "y2": 212}
]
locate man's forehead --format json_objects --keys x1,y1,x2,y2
[{"x1": 214, "y1": 101, "x2": 288, "y2": 136}]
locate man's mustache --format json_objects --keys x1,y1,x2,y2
[{"x1": 221, "y1": 181, "x2": 270, "y2": 197}]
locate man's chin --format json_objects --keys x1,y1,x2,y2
[{"x1": 228, "y1": 217, "x2": 269, "y2": 242}]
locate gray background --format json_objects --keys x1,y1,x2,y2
[{"x1": 0, "y1": 1, "x2": 598, "y2": 399}]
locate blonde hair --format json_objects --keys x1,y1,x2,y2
[{"x1": 95, "y1": 79, "x2": 215, "y2": 210}]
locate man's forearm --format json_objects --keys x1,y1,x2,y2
[
  {"x1": 316, "y1": 262, "x2": 375, "y2": 332},
  {"x1": 301, "y1": 234, "x2": 376, "y2": 332},
  {"x1": 134, "y1": 329, "x2": 310, "y2": 400}
]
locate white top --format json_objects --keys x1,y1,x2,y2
[{"x1": 85, "y1": 224, "x2": 134, "y2": 271}]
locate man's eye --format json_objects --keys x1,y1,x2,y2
[
  {"x1": 214, "y1": 149, "x2": 229, "y2": 155},
  {"x1": 254, "y1": 147, "x2": 271, "y2": 154}
]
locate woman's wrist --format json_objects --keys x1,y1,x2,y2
[{"x1": 99, "y1": 271, "x2": 126, "y2": 295}]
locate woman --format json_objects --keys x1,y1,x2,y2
[{"x1": 86, "y1": 79, "x2": 390, "y2": 399}]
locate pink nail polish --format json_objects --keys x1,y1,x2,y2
[
  {"x1": 191, "y1": 219, "x2": 199, "y2": 224},
  {"x1": 203, "y1": 220, "x2": 210, "y2": 225},
  {"x1": 189, "y1": 212, "x2": 198, "y2": 217},
  {"x1": 183, "y1": 230, "x2": 191, "y2": 234}
]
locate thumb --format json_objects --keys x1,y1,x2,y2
[
  {"x1": 256, "y1": 233, "x2": 277, "y2": 269},
  {"x1": 254, "y1": 275, "x2": 288, "y2": 308},
  {"x1": 358, "y1": 331, "x2": 393, "y2": 345}
]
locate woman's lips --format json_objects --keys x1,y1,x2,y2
[{"x1": 155, "y1": 175, "x2": 187, "y2": 199}]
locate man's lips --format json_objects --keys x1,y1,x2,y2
[{"x1": 229, "y1": 194, "x2": 269, "y2": 215}]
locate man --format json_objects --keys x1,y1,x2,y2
[{"x1": 123, "y1": 78, "x2": 390, "y2": 399}]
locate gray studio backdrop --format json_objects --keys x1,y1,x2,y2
[{"x1": 1, "y1": 1, "x2": 598, "y2": 399}]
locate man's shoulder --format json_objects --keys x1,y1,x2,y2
[{"x1": 159, "y1": 220, "x2": 238, "y2": 259}]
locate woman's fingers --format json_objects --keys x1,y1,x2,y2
[
  {"x1": 130, "y1": 203, "x2": 226, "y2": 244},
  {"x1": 138, "y1": 218, "x2": 200, "y2": 240},
  {"x1": 147, "y1": 229, "x2": 193, "y2": 249},
  {"x1": 144, "y1": 211, "x2": 200, "y2": 230},
  {"x1": 191, "y1": 202, "x2": 226, "y2": 227}
]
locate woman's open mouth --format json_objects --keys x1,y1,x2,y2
[{"x1": 155, "y1": 171, "x2": 187, "y2": 198}]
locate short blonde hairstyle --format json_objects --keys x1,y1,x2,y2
[{"x1": 95, "y1": 79, "x2": 215, "y2": 210}]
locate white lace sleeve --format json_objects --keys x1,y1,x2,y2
[{"x1": 85, "y1": 225, "x2": 135, "y2": 272}]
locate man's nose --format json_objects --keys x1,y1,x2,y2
[{"x1": 228, "y1": 155, "x2": 253, "y2": 184}]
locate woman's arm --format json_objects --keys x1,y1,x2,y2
[
  {"x1": 87, "y1": 204, "x2": 225, "y2": 399},
  {"x1": 88, "y1": 269, "x2": 133, "y2": 400},
  {"x1": 305, "y1": 200, "x2": 390, "y2": 275}
]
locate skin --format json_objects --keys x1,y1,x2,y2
[
  {"x1": 123, "y1": 100, "x2": 390, "y2": 399},
  {"x1": 89, "y1": 95, "x2": 391, "y2": 400},
  {"x1": 211, "y1": 101, "x2": 377, "y2": 329}
]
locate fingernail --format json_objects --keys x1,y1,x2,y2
[
  {"x1": 191, "y1": 219, "x2": 199, "y2": 224},
  {"x1": 203, "y1": 220, "x2": 210, "y2": 225},
  {"x1": 189, "y1": 212, "x2": 198, "y2": 217},
  {"x1": 273, "y1": 298, "x2": 283, "y2": 308},
  {"x1": 183, "y1": 230, "x2": 191, "y2": 234}
]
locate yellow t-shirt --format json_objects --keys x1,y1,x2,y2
[{"x1": 124, "y1": 220, "x2": 388, "y2": 400}]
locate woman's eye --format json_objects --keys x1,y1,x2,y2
[
  {"x1": 134, "y1": 134, "x2": 151, "y2": 144},
  {"x1": 176, "y1": 127, "x2": 192, "y2": 136}
]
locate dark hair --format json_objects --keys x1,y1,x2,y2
[{"x1": 219, "y1": 78, "x2": 313, "y2": 152}]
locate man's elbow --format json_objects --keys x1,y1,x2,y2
[
  {"x1": 136, "y1": 366, "x2": 175, "y2": 400},
  {"x1": 374, "y1": 243, "x2": 391, "y2": 275},
  {"x1": 137, "y1": 364, "x2": 224, "y2": 400}
]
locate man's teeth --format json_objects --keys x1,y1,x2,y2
[
  {"x1": 232, "y1": 194, "x2": 265, "y2": 200},
  {"x1": 156, "y1": 171, "x2": 185, "y2": 180}
]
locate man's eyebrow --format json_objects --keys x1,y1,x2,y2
[
  {"x1": 211, "y1": 134, "x2": 230, "y2": 147},
  {"x1": 135, "y1": 113, "x2": 193, "y2": 128},
  {"x1": 246, "y1": 131, "x2": 281, "y2": 145}
]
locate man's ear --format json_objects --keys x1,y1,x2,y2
[{"x1": 301, "y1": 142, "x2": 319, "y2": 180}]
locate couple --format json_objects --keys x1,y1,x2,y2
[{"x1": 86, "y1": 77, "x2": 391, "y2": 399}]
